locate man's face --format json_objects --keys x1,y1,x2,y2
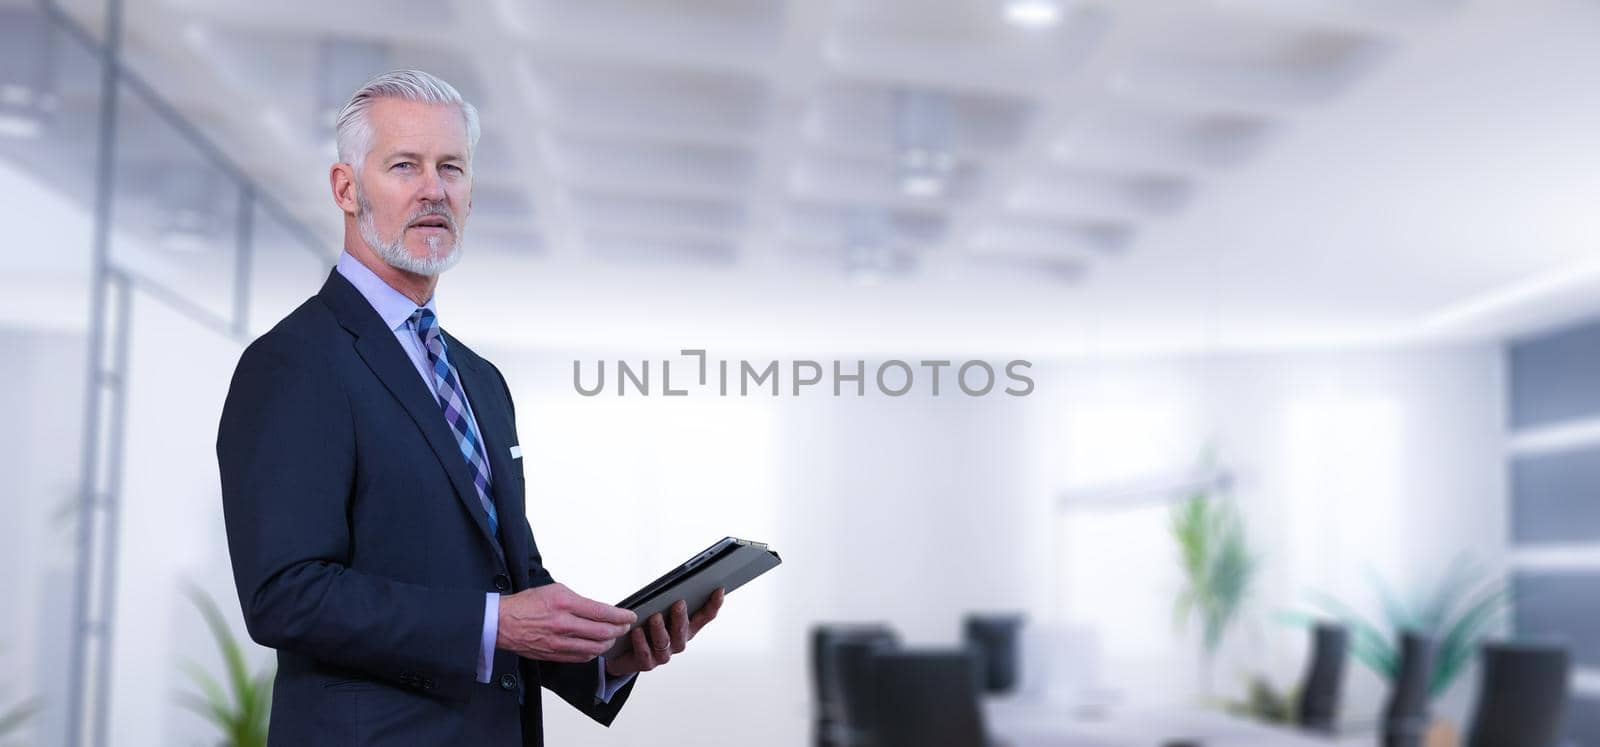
[{"x1": 353, "y1": 97, "x2": 472, "y2": 276}]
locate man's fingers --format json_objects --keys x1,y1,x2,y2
[
  {"x1": 647, "y1": 612, "x2": 672, "y2": 662},
  {"x1": 689, "y1": 587, "x2": 725, "y2": 632},
  {"x1": 648, "y1": 613, "x2": 670, "y2": 645},
  {"x1": 563, "y1": 615, "x2": 632, "y2": 643},
  {"x1": 560, "y1": 642, "x2": 607, "y2": 662},
  {"x1": 630, "y1": 627, "x2": 655, "y2": 672},
  {"x1": 549, "y1": 631, "x2": 611, "y2": 659},
  {"x1": 569, "y1": 595, "x2": 637, "y2": 626},
  {"x1": 670, "y1": 600, "x2": 690, "y2": 651},
  {"x1": 558, "y1": 589, "x2": 637, "y2": 627}
]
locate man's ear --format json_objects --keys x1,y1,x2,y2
[{"x1": 330, "y1": 163, "x2": 358, "y2": 216}]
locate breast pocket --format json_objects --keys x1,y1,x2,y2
[{"x1": 509, "y1": 445, "x2": 526, "y2": 486}]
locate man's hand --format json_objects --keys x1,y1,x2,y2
[
  {"x1": 496, "y1": 583, "x2": 637, "y2": 663},
  {"x1": 604, "y1": 587, "x2": 725, "y2": 678}
]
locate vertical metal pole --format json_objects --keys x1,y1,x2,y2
[
  {"x1": 233, "y1": 186, "x2": 255, "y2": 338},
  {"x1": 66, "y1": 0, "x2": 123, "y2": 743},
  {"x1": 91, "y1": 272, "x2": 132, "y2": 747}
]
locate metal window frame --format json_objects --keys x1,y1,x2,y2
[{"x1": 41, "y1": 1, "x2": 335, "y2": 744}]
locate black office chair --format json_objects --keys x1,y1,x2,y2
[
  {"x1": 811, "y1": 625, "x2": 899, "y2": 747},
  {"x1": 873, "y1": 650, "x2": 990, "y2": 747},
  {"x1": 1296, "y1": 623, "x2": 1348, "y2": 734},
  {"x1": 1465, "y1": 641, "x2": 1571, "y2": 747},
  {"x1": 1382, "y1": 632, "x2": 1436, "y2": 747},
  {"x1": 963, "y1": 613, "x2": 1026, "y2": 694},
  {"x1": 835, "y1": 636, "x2": 904, "y2": 746}
]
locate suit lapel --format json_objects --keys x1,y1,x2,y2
[{"x1": 319, "y1": 270, "x2": 505, "y2": 564}]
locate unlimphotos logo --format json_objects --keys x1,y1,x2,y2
[{"x1": 573, "y1": 350, "x2": 1034, "y2": 398}]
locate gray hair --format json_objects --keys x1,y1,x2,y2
[{"x1": 334, "y1": 69, "x2": 480, "y2": 172}]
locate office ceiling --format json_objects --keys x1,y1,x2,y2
[{"x1": 5, "y1": 0, "x2": 1600, "y2": 354}]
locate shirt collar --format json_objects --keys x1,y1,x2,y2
[{"x1": 335, "y1": 250, "x2": 437, "y2": 333}]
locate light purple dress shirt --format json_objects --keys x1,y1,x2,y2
[{"x1": 335, "y1": 252, "x2": 633, "y2": 703}]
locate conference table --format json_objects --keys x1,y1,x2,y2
[{"x1": 986, "y1": 698, "x2": 1337, "y2": 747}]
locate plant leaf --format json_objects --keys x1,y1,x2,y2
[
  {"x1": 1420, "y1": 555, "x2": 1477, "y2": 632},
  {"x1": 1273, "y1": 610, "x2": 1324, "y2": 628},
  {"x1": 180, "y1": 659, "x2": 228, "y2": 715},
  {"x1": 175, "y1": 690, "x2": 233, "y2": 734},
  {"x1": 1432, "y1": 584, "x2": 1510, "y2": 696},
  {"x1": 0, "y1": 696, "x2": 42, "y2": 738},
  {"x1": 1365, "y1": 566, "x2": 1416, "y2": 635}
]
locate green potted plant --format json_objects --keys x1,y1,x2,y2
[
  {"x1": 1171, "y1": 490, "x2": 1261, "y2": 699},
  {"x1": 1222, "y1": 673, "x2": 1298, "y2": 724},
  {"x1": 176, "y1": 586, "x2": 273, "y2": 747}
]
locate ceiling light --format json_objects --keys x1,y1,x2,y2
[
  {"x1": 158, "y1": 206, "x2": 223, "y2": 254},
  {"x1": 1005, "y1": 0, "x2": 1064, "y2": 29},
  {"x1": 0, "y1": 86, "x2": 47, "y2": 138},
  {"x1": 897, "y1": 146, "x2": 954, "y2": 198},
  {"x1": 842, "y1": 209, "x2": 920, "y2": 285},
  {"x1": 0, "y1": 12, "x2": 59, "y2": 141},
  {"x1": 152, "y1": 164, "x2": 228, "y2": 253},
  {"x1": 181, "y1": 21, "x2": 212, "y2": 50},
  {"x1": 0, "y1": 112, "x2": 41, "y2": 139},
  {"x1": 893, "y1": 91, "x2": 956, "y2": 198},
  {"x1": 158, "y1": 231, "x2": 214, "y2": 255},
  {"x1": 899, "y1": 172, "x2": 945, "y2": 198},
  {"x1": 845, "y1": 242, "x2": 894, "y2": 286}
]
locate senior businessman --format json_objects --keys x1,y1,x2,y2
[{"x1": 216, "y1": 69, "x2": 724, "y2": 746}]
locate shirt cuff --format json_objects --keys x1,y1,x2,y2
[
  {"x1": 595, "y1": 656, "x2": 636, "y2": 703},
  {"x1": 477, "y1": 592, "x2": 499, "y2": 684}
]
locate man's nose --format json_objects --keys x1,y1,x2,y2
[{"x1": 417, "y1": 166, "x2": 447, "y2": 202}]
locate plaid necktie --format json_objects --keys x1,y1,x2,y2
[{"x1": 410, "y1": 308, "x2": 498, "y2": 537}]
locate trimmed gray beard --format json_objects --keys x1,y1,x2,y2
[{"x1": 355, "y1": 182, "x2": 465, "y2": 276}]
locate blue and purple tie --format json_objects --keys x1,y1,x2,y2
[{"x1": 411, "y1": 308, "x2": 498, "y2": 537}]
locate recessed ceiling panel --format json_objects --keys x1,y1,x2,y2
[{"x1": 806, "y1": 79, "x2": 1035, "y2": 157}]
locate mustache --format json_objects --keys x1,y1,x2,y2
[{"x1": 405, "y1": 202, "x2": 458, "y2": 232}]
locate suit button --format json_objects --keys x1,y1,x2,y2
[
  {"x1": 499, "y1": 673, "x2": 518, "y2": 691},
  {"x1": 493, "y1": 574, "x2": 511, "y2": 592}
]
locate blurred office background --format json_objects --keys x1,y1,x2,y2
[{"x1": 1, "y1": 0, "x2": 1598, "y2": 744}]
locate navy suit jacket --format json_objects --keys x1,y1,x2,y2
[{"x1": 217, "y1": 268, "x2": 634, "y2": 746}]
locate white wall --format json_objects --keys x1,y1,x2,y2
[
  {"x1": 0, "y1": 327, "x2": 86, "y2": 747},
  {"x1": 104, "y1": 298, "x2": 270, "y2": 747}
]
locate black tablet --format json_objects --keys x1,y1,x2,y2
[{"x1": 604, "y1": 536, "x2": 781, "y2": 659}]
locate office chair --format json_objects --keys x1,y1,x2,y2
[
  {"x1": 1382, "y1": 632, "x2": 1436, "y2": 747},
  {"x1": 810, "y1": 624, "x2": 899, "y2": 747},
  {"x1": 963, "y1": 613, "x2": 1026, "y2": 694},
  {"x1": 873, "y1": 650, "x2": 991, "y2": 747},
  {"x1": 835, "y1": 637, "x2": 902, "y2": 746},
  {"x1": 1296, "y1": 623, "x2": 1348, "y2": 734},
  {"x1": 1465, "y1": 641, "x2": 1571, "y2": 747}
]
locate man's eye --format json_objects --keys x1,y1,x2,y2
[
  {"x1": 392, "y1": 162, "x2": 413, "y2": 171},
  {"x1": 442, "y1": 164, "x2": 463, "y2": 174}
]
